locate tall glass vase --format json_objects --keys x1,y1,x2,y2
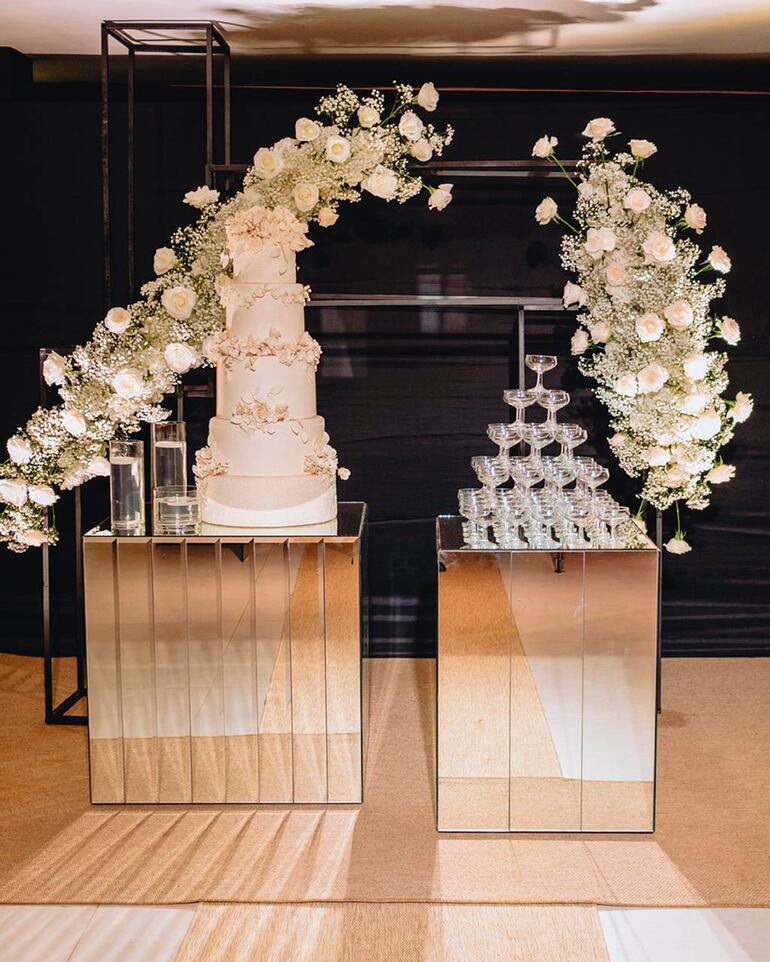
[
  {"x1": 151, "y1": 421, "x2": 187, "y2": 490},
  {"x1": 109, "y1": 440, "x2": 145, "y2": 535}
]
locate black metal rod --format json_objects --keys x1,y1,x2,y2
[
  {"x1": 223, "y1": 41, "x2": 232, "y2": 166},
  {"x1": 205, "y1": 25, "x2": 214, "y2": 169},
  {"x1": 74, "y1": 487, "x2": 86, "y2": 692},
  {"x1": 100, "y1": 24, "x2": 111, "y2": 307},
  {"x1": 517, "y1": 307, "x2": 526, "y2": 389},
  {"x1": 127, "y1": 45, "x2": 136, "y2": 299},
  {"x1": 656, "y1": 508, "x2": 663, "y2": 712}
]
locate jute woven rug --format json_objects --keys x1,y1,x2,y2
[{"x1": 0, "y1": 653, "x2": 768, "y2": 906}]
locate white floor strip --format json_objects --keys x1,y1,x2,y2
[{"x1": 0, "y1": 906, "x2": 97, "y2": 962}]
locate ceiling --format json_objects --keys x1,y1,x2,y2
[{"x1": 2, "y1": 0, "x2": 770, "y2": 58}]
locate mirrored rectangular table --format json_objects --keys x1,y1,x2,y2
[
  {"x1": 84, "y1": 502, "x2": 367, "y2": 805},
  {"x1": 437, "y1": 516, "x2": 659, "y2": 833}
]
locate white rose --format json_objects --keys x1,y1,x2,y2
[
  {"x1": 637, "y1": 362, "x2": 669, "y2": 394},
  {"x1": 7, "y1": 435, "x2": 32, "y2": 464},
  {"x1": 19, "y1": 529, "x2": 48, "y2": 547},
  {"x1": 532, "y1": 135, "x2": 557, "y2": 158},
  {"x1": 161, "y1": 285, "x2": 196, "y2": 320},
  {"x1": 663, "y1": 300, "x2": 694, "y2": 330},
  {"x1": 410, "y1": 138, "x2": 433, "y2": 162},
  {"x1": 357, "y1": 105, "x2": 380, "y2": 128},
  {"x1": 731, "y1": 391, "x2": 753, "y2": 423},
  {"x1": 691, "y1": 409, "x2": 721, "y2": 441},
  {"x1": 43, "y1": 351, "x2": 67, "y2": 387},
  {"x1": 629, "y1": 139, "x2": 657, "y2": 159},
  {"x1": 584, "y1": 226, "x2": 617, "y2": 259},
  {"x1": 317, "y1": 206, "x2": 339, "y2": 227},
  {"x1": 398, "y1": 110, "x2": 424, "y2": 142},
  {"x1": 62, "y1": 408, "x2": 87, "y2": 436},
  {"x1": 104, "y1": 306, "x2": 132, "y2": 334},
  {"x1": 416, "y1": 82, "x2": 439, "y2": 111},
  {"x1": 253, "y1": 146, "x2": 284, "y2": 179},
  {"x1": 28, "y1": 484, "x2": 58, "y2": 507},
  {"x1": 153, "y1": 246, "x2": 177, "y2": 275},
  {"x1": 582, "y1": 117, "x2": 615, "y2": 141},
  {"x1": 684, "y1": 204, "x2": 707, "y2": 233},
  {"x1": 590, "y1": 320, "x2": 611, "y2": 343},
  {"x1": 709, "y1": 245, "x2": 731, "y2": 273},
  {"x1": 362, "y1": 164, "x2": 399, "y2": 200},
  {"x1": 605, "y1": 261, "x2": 628, "y2": 286},
  {"x1": 577, "y1": 181, "x2": 596, "y2": 200},
  {"x1": 635, "y1": 312, "x2": 665, "y2": 343},
  {"x1": 677, "y1": 389, "x2": 709, "y2": 416},
  {"x1": 111, "y1": 367, "x2": 145, "y2": 399},
  {"x1": 571, "y1": 329, "x2": 590, "y2": 355},
  {"x1": 562, "y1": 281, "x2": 586, "y2": 308},
  {"x1": 718, "y1": 316, "x2": 741, "y2": 345},
  {"x1": 706, "y1": 463, "x2": 735, "y2": 484},
  {"x1": 292, "y1": 182, "x2": 319, "y2": 212},
  {"x1": 683, "y1": 353, "x2": 711, "y2": 381},
  {"x1": 665, "y1": 537, "x2": 691, "y2": 555},
  {"x1": 337, "y1": 466, "x2": 351, "y2": 480},
  {"x1": 614, "y1": 373, "x2": 638, "y2": 397},
  {"x1": 428, "y1": 183, "x2": 453, "y2": 211},
  {"x1": 295, "y1": 117, "x2": 321, "y2": 141},
  {"x1": 644, "y1": 446, "x2": 670, "y2": 467},
  {"x1": 87, "y1": 456, "x2": 111, "y2": 477},
  {"x1": 642, "y1": 231, "x2": 676, "y2": 265},
  {"x1": 535, "y1": 197, "x2": 558, "y2": 225},
  {"x1": 164, "y1": 342, "x2": 198, "y2": 374},
  {"x1": 183, "y1": 185, "x2": 219, "y2": 208},
  {"x1": 0, "y1": 479, "x2": 27, "y2": 506},
  {"x1": 623, "y1": 187, "x2": 652, "y2": 214},
  {"x1": 665, "y1": 465, "x2": 690, "y2": 486},
  {"x1": 325, "y1": 135, "x2": 351, "y2": 164}
]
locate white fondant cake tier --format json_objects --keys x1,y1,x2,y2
[
  {"x1": 216, "y1": 358, "x2": 317, "y2": 421},
  {"x1": 201, "y1": 473, "x2": 336, "y2": 527},
  {"x1": 225, "y1": 287, "x2": 307, "y2": 341},
  {"x1": 209, "y1": 415, "x2": 326, "y2": 476},
  {"x1": 233, "y1": 246, "x2": 296, "y2": 283}
]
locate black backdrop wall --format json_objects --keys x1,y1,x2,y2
[{"x1": 1, "y1": 53, "x2": 768, "y2": 658}]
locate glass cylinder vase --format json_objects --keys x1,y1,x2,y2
[
  {"x1": 109, "y1": 440, "x2": 145, "y2": 535},
  {"x1": 151, "y1": 421, "x2": 187, "y2": 490}
]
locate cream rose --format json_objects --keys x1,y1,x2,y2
[
  {"x1": 584, "y1": 226, "x2": 617, "y2": 260},
  {"x1": 317, "y1": 206, "x2": 339, "y2": 227},
  {"x1": 43, "y1": 351, "x2": 67, "y2": 387},
  {"x1": 7, "y1": 435, "x2": 32, "y2": 464},
  {"x1": 532, "y1": 135, "x2": 557, "y2": 158},
  {"x1": 357, "y1": 105, "x2": 380, "y2": 128},
  {"x1": 252, "y1": 146, "x2": 284, "y2": 180},
  {"x1": 410, "y1": 138, "x2": 433, "y2": 162},
  {"x1": 582, "y1": 117, "x2": 615, "y2": 141},
  {"x1": 325, "y1": 135, "x2": 351, "y2": 164},
  {"x1": 571, "y1": 329, "x2": 590, "y2": 355},
  {"x1": 605, "y1": 261, "x2": 628, "y2": 286},
  {"x1": 428, "y1": 183, "x2": 453, "y2": 211},
  {"x1": 683, "y1": 353, "x2": 711, "y2": 381},
  {"x1": 62, "y1": 409, "x2": 87, "y2": 436},
  {"x1": 684, "y1": 204, "x2": 706, "y2": 233},
  {"x1": 295, "y1": 117, "x2": 321, "y2": 141},
  {"x1": 642, "y1": 231, "x2": 676, "y2": 265},
  {"x1": 644, "y1": 446, "x2": 670, "y2": 467},
  {"x1": 614, "y1": 373, "x2": 638, "y2": 397},
  {"x1": 28, "y1": 484, "x2": 58, "y2": 507},
  {"x1": 535, "y1": 197, "x2": 558, "y2": 225},
  {"x1": 709, "y1": 245, "x2": 731, "y2": 273},
  {"x1": 664, "y1": 300, "x2": 694, "y2": 330},
  {"x1": 111, "y1": 368, "x2": 144, "y2": 399},
  {"x1": 577, "y1": 181, "x2": 596, "y2": 200},
  {"x1": 164, "y1": 342, "x2": 198, "y2": 374},
  {"x1": 718, "y1": 316, "x2": 741, "y2": 345},
  {"x1": 0, "y1": 479, "x2": 27, "y2": 507},
  {"x1": 637, "y1": 362, "x2": 669, "y2": 394},
  {"x1": 562, "y1": 281, "x2": 586, "y2": 308},
  {"x1": 416, "y1": 82, "x2": 439, "y2": 111},
  {"x1": 731, "y1": 391, "x2": 753, "y2": 423},
  {"x1": 706, "y1": 463, "x2": 735, "y2": 484},
  {"x1": 161, "y1": 285, "x2": 196, "y2": 320},
  {"x1": 635, "y1": 312, "x2": 665, "y2": 343},
  {"x1": 629, "y1": 139, "x2": 657, "y2": 159},
  {"x1": 183, "y1": 185, "x2": 219, "y2": 208},
  {"x1": 665, "y1": 537, "x2": 691, "y2": 555},
  {"x1": 153, "y1": 246, "x2": 177, "y2": 275},
  {"x1": 665, "y1": 465, "x2": 690, "y2": 486},
  {"x1": 398, "y1": 110, "x2": 424, "y2": 142},
  {"x1": 590, "y1": 320, "x2": 611, "y2": 343},
  {"x1": 292, "y1": 182, "x2": 320, "y2": 212},
  {"x1": 677, "y1": 390, "x2": 709, "y2": 416},
  {"x1": 104, "y1": 306, "x2": 131, "y2": 334},
  {"x1": 19, "y1": 529, "x2": 47, "y2": 547},
  {"x1": 337, "y1": 466, "x2": 351, "y2": 480},
  {"x1": 87, "y1": 456, "x2": 111, "y2": 477},
  {"x1": 362, "y1": 164, "x2": 399, "y2": 200},
  {"x1": 691, "y1": 409, "x2": 721, "y2": 441},
  {"x1": 623, "y1": 187, "x2": 652, "y2": 214}
]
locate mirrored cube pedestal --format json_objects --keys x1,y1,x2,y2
[
  {"x1": 84, "y1": 503, "x2": 367, "y2": 805},
  {"x1": 437, "y1": 516, "x2": 659, "y2": 833}
]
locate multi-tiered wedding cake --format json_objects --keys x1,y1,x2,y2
[{"x1": 199, "y1": 205, "x2": 340, "y2": 527}]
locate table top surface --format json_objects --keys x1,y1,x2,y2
[
  {"x1": 436, "y1": 515, "x2": 658, "y2": 553},
  {"x1": 85, "y1": 501, "x2": 367, "y2": 543}
]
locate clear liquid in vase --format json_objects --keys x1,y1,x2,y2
[
  {"x1": 153, "y1": 439, "x2": 186, "y2": 489},
  {"x1": 110, "y1": 455, "x2": 145, "y2": 534}
]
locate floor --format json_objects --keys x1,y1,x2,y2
[{"x1": 0, "y1": 904, "x2": 769, "y2": 961}]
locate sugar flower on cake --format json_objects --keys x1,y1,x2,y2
[
  {"x1": 192, "y1": 445, "x2": 229, "y2": 483},
  {"x1": 304, "y1": 443, "x2": 339, "y2": 479},
  {"x1": 231, "y1": 393, "x2": 290, "y2": 435}
]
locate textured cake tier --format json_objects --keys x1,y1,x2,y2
[
  {"x1": 233, "y1": 245, "x2": 296, "y2": 283},
  {"x1": 209, "y1": 415, "x2": 326, "y2": 477},
  {"x1": 216, "y1": 358, "x2": 317, "y2": 420},
  {"x1": 201, "y1": 473, "x2": 337, "y2": 528},
  {"x1": 225, "y1": 287, "x2": 307, "y2": 341}
]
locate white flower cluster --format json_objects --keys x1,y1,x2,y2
[
  {"x1": 0, "y1": 82, "x2": 452, "y2": 551},
  {"x1": 534, "y1": 119, "x2": 752, "y2": 552}
]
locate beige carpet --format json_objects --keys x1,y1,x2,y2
[
  {"x1": 0, "y1": 653, "x2": 768, "y2": 906},
  {"x1": 172, "y1": 904, "x2": 611, "y2": 962}
]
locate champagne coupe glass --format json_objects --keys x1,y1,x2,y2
[
  {"x1": 493, "y1": 492, "x2": 528, "y2": 549},
  {"x1": 530, "y1": 499, "x2": 561, "y2": 549},
  {"x1": 573, "y1": 456, "x2": 596, "y2": 495},
  {"x1": 458, "y1": 488, "x2": 492, "y2": 548},
  {"x1": 503, "y1": 388, "x2": 538, "y2": 427},
  {"x1": 606, "y1": 505, "x2": 632, "y2": 548},
  {"x1": 538, "y1": 389, "x2": 570, "y2": 428},
  {"x1": 566, "y1": 503, "x2": 593, "y2": 545},
  {"x1": 579, "y1": 462, "x2": 610, "y2": 502},
  {"x1": 471, "y1": 455, "x2": 509, "y2": 496},
  {"x1": 487, "y1": 422, "x2": 522, "y2": 459},
  {"x1": 521, "y1": 423, "x2": 554, "y2": 464},
  {"x1": 525, "y1": 354, "x2": 557, "y2": 395},
  {"x1": 555, "y1": 424, "x2": 588, "y2": 461},
  {"x1": 509, "y1": 457, "x2": 544, "y2": 499}
]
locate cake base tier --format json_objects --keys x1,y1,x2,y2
[{"x1": 201, "y1": 473, "x2": 337, "y2": 527}]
